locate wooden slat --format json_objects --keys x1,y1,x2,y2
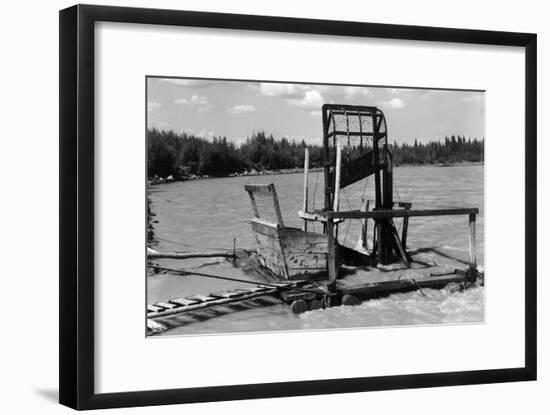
[
  {"x1": 251, "y1": 218, "x2": 279, "y2": 236},
  {"x1": 244, "y1": 184, "x2": 273, "y2": 195},
  {"x1": 328, "y1": 208, "x2": 479, "y2": 220},
  {"x1": 147, "y1": 305, "x2": 164, "y2": 313},
  {"x1": 147, "y1": 287, "x2": 280, "y2": 318},
  {"x1": 234, "y1": 287, "x2": 269, "y2": 293},
  {"x1": 154, "y1": 302, "x2": 178, "y2": 309},
  {"x1": 209, "y1": 291, "x2": 242, "y2": 299},
  {"x1": 269, "y1": 184, "x2": 285, "y2": 226},
  {"x1": 186, "y1": 295, "x2": 217, "y2": 302},
  {"x1": 169, "y1": 298, "x2": 198, "y2": 307}
]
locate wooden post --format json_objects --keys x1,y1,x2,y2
[
  {"x1": 333, "y1": 142, "x2": 342, "y2": 244},
  {"x1": 469, "y1": 213, "x2": 477, "y2": 277},
  {"x1": 327, "y1": 218, "x2": 337, "y2": 292},
  {"x1": 333, "y1": 142, "x2": 342, "y2": 211},
  {"x1": 360, "y1": 199, "x2": 370, "y2": 250},
  {"x1": 302, "y1": 147, "x2": 309, "y2": 231},
  {"x1": 401, "y1": 216, "x2": 409, "y2": 251},
  {"x1": 268, "y1": 184, "x2": 285, "y2": 227}
]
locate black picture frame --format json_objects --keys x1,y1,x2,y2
[{"x1": 59, "y1": 4, "x2": 537, "y2": 410}]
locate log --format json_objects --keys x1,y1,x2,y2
[
  {"x1": 340, "y1": 271, "x2": 472, "y2": 297},
  {"x1": 148, "y1": 250, "x2": 238, "y2": 259}
]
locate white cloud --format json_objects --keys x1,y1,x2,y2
[
  {"x1": 287, "y1": 89, "x2": 324, "y2": 110},
  {"x1": 147, "y1": 101, "x2": 161, "y2": 113},
  {"x1": 382, "y1": 97, "x2": 406, "y2": 109},
  {"x1": 227, "y1": 104, "x2": 256, "y2": 114},
  {"x1": 174, "y1": 95, "x2": 213, "y2": 112},
  {"x1": 344, "y1": 87, "x2": 373, "y2": 100}
]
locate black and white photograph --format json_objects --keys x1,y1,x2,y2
[{"x1": 146, "y1": 77, "x2": 485, "y2": 336}]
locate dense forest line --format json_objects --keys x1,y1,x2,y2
[{"x1": 147, "y1": 129, "x2": 484, "y2": 179}]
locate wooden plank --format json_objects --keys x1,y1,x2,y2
[
  {"x1": 208, "y1": 291, "x2": 243, "y2": 299},
  {"x1": 147, "y1": 288, "x2": 280, "y2": 318},
  {"x1": 280, "y1": 228, "x2": 328, "y2": 277},
  {"x1": 251, "y1": 218, "x2": 279, "y2": 237},
  {"x1": 186, "y1": 295, "x2": 217, "y2": 302},
  {"x1": 328, "y1": 207, "x2": 479, "y2": 220},
  {"x1": 148, "y1": 251, "x2": 237, "y2": 259},
  {"x1": 340, "y1": 272, "x2": 471, "y2": 296},
  {"x1": 247, "y1": 191, "x2": 260, "y2": 218},
  {"x1": 333, "y1": 142, "x2": 342, "y2": 211},
  {"x1": 298, "y1": 210, "x2": 345, "y2": 224},
  {"x1": 253, "y1": 230, "x2": 288, "y2": 279},
  {"x1": 154, "y1": 302, "x2": 178, "y2": 309},
  {"x1": 244, "y1": 184, "x2": 273, "y2": 195},
  {"x1": 269, "y1": 184, "x2": 285, "y2": 227},
  {"x1": 169, "y1": 298, "x2": 198, "y2": 307},
  {"x1": 234, "y1": 287, "x2": 269, "y2": 293},
  {"x1": 147, "y1": 305, "x2": 164, "y2": 313}
]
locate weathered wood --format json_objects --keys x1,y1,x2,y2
[
  {"x1": 209, "y1": 291, "x2": 243, "y2": 299},
  {"x1": 148, "y1": 250, "x2": 237, "y2": 259},
  {"x1": 154, "y1": 302, "x2": 178, "y2": 310},
  {"x1": 253, "y1": 228, "x2": 288, "y2": 279},
  {"x1": 360, "y1": 199, "x2": 370, "y2": 250},
  {"x1": 244, "y1": 184, "x2": 273, "y2": 195},
  {"x1": 298, "y1": 210, "x2": 344, "y2": 224},
  {"x1": 251, "y1": 218, "x2": 279, "y2": 236},
  {"x1": 390, "y1": 224, "x2": 410, "y2": 267},
  {"x1": 302, "y1": 147, "x2": 309, "y2": 232},
  {"x1": 148, "y1": 288, "x2": 280, "y2": 318},
  {"x1": 327, "y1": 219, "x2": 338, "y2": 292},
  {"x1": 333, "y1": 142, "x2": 342, "y2": 211},
  {"x1": 169, "y1": 298, "x2": 198, "y2": 307},
  {"x1": 469, "y1": 213, "x2": 477, "y2": 275},
  {"x1": 328, "y1": 207, "x2": 479, "y2": 220},
  {"x1": 187, "y1": 295, "x2": 217, "y2": 302},
  {"x1": 280, "y1": 228, "x2": 328, "y2": 278},
  {"x1": 340, "y1": 272, "x2": 472, "y2": 296},
  {"x1": 247, "y1": 191, "x2": 260, "y2": 218},
  {"x1": 269, "y1": 183, "x2": 285, "y2": 227}
]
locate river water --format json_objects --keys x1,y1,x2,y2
[{"x1": 148, "y1": 164, "x2": 484, "y2": 336}]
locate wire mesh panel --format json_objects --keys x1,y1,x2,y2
[{"x1": 323, "y1": 104, "x2": 388, "y2": 190}]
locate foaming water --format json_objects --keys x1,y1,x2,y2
[
  {"x1": 148, "y1": 165, "x2": 484, "y2": 336},
  {"x1": 300, "y1": 286, "x2": 484, "y2": 329}
]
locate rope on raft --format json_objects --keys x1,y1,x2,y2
[{"x1": 149, "y1": 265, "x2": 327, "y2": 296}]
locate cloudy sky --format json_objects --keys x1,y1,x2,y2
[{"x1": 147, "y1": 77, "x2": 484, "y2": 145}]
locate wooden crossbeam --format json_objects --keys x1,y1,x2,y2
[{"x1": 328, "y1": 208, "x2": 479, "y2": 220}]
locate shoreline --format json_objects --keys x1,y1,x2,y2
[{"x1": 148, "y1": 161, "x2": 484, "y2": 185}]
